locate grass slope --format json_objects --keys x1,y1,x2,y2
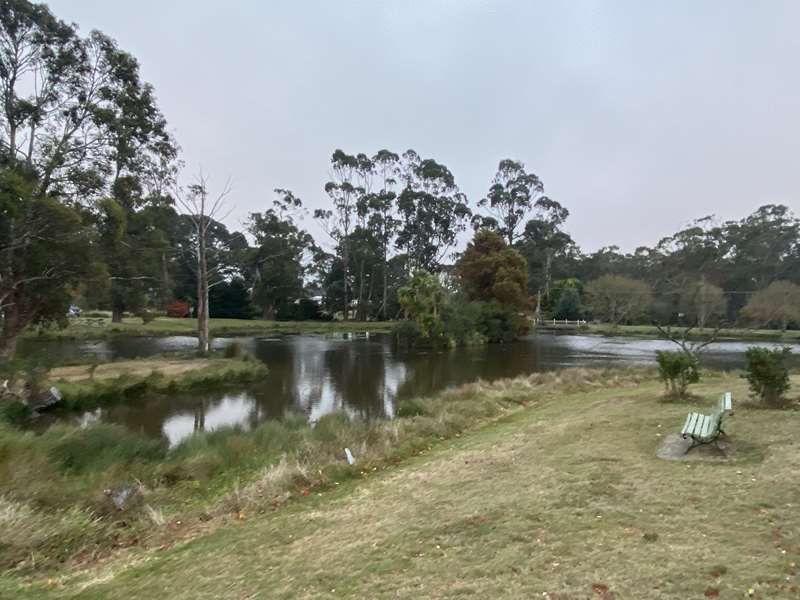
[
  {"x1": 25, "y1": 317, "x2": 393, "y2": 340},
  {"x1": 5, "y1": 373, "x2": 800, "y2": 599}
]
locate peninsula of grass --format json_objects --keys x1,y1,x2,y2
[
  {"x1": 585, "y1": 322, "x2": 800, "y2": 342},
  {"x1": 2, "y1": 368, "x2": 799, "y2": 598},
  {"x1": 24, "y1": 316, "x2": 394, "y2": 341},
  {"x1": 46, "y1": 356, "x2": 268, "y2": 411}
]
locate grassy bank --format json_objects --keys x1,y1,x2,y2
[
  {"x1": 585, "y1": 322, "x2": 800, "y2": 342},
  {"x1": 46, "y1": 357, "x2": 268, "y2": 411},
  {"x1": 3, "y1": 369, "x2": 800, "y2": 598},
  {"x1": 24, "y1": 317, "x2": 394, "y2": 341},
  {"x1": 0, "y1": 368, "x2": 651, "y2": 575}
]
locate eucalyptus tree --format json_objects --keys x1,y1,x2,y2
[
  {"x1": 0, "y1": 164, "x2": 91, "y2": 358},
  {"x1": 474, "y1": 159, "x2": 550, "y2": 245},
  {"x1": 516, "y1": 197, "x2": 574, "y2": 308},
  {"x1": 395, "y1": 150, "x2": 471, "y2": 272},
  {"x1": 314, "y1": 149, "x2": 362, "y2": 320},
  {"x1": 367, "y1": 149, "x2": 400, "y2": 319},
  {"x1": 0, "y1": 0, "x2": 178, "y2": 355},
  {"x1": 247, "y1": 189, "x2": 314, "y2": 319}
]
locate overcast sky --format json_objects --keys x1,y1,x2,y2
[{"x1": 48, "y1": 0, "x2": 800, "y2": 253}]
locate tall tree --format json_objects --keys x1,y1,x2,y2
[
  {"x1": 314, "y1": 149, "x2": 361, "y2": 320},
  {"x1": 364, "y1": 149, "x2": 399, "y2": 320},
  {"x1": 247, "y1": 189, "x2": 314, "y2": 319},
  {"x1": 395, "y1": 150, "x2": 471, "y2": 272},
  {"x1": 455, "y1": 229, "x2": 528, "y2": 311},
  {"x1": 474, "y1": 159, "x2": 549, "y2": 245},
  {"x1": 175, "y1": 173, "x2": 231, "y2": 354},
  {"x1": 0, "y1": 0, "x2": 177, "y2": 355},
  {"x1": 516, "y1": 198, "x2": 574, "y2": 312},
  {"x1": 0, "y1": 165, "x2": 91, "y2": 357}
]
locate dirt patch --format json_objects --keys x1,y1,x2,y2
[{"x1": 656, "y1": 433, "x2": 732, "y2": 462}]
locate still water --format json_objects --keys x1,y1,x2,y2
[{"x1": 20, "y1": 333, "x2": 799, "y2": 446}]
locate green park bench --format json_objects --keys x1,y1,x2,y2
[{"x1": 680, "y1": 392, "x2": 734, "y2": 449}]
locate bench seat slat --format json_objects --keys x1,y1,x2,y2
[
  {"x1": 683, "y1": 413, "x2": 699, "y2": 436},
  {"x1": 681, "y1": 413, "x2": 693, "y2": 435},
  {"x1": 701, "y1": 415, "x2": 713, "y2": 439},
  {"x1": 695, "y1": 415, "x2": 708, "y2": 437}
]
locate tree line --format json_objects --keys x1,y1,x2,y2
[{"x1": 2, "y1": 0, "x2": 799, "y2": 359}]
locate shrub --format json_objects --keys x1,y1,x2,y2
[
  {"x1": 45, "y1": 424, "x2": 165, "y2": 474},
  {"x1": 0, "y1": 400, "x2": 32, "y2": 425},
  {"x1": 743, "y1": 346, "x2": 792, "y2": 406},
  {"x1": 139, "y1": 310, "x2": 156, "y2": 324},
  {"x1": 223, "y1": 341, "x2": 243, "y2": 359},
  {"x1": 476, "y1": 302, "x2": 527, "y2": 343},
  {"x1": 655, "y1": 350, "x2": 699, "y2": 397},
  {"x1": 392, "y1": 320, "x2": 422, "y2": 348}
]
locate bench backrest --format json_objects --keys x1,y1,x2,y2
[{"x1": 719, "y1": 392, "x2": 733, "y2": 415}]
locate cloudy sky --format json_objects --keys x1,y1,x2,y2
[{"x1": 48, "y1": 0, "x2": 800, "y2": 253}]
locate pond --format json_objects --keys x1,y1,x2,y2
[{"x1": 20, "y1": 332, "x2": 800, "y2": 446}]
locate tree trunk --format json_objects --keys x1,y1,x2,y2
[
  {"x1": 342, "y1": 240, "x2": 349, "y2": 321},
  {"x1": 111, "y1": 307, "x2": 124, "y2": 323},
  {"x1": 197, "y1": 226, "x2": 210, "y2": 354},
  {"x1": 544, "y1": 250, "x2": 554, "y2": 299},
  {"x1": 0, "y1": 301, "x2": 21, "y2": 360},
  {"x1": 382, "y1": 246, "x2": 388, "y2": 321},
  {"x1": 357, "y1": 259, "x2": 366, "y2": 321},
  {"x1": 262, "y1": 304, "x2": 275, "y2": 321}
]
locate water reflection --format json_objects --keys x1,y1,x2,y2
[{"x1": 27, "y1": 332, "x2": 800, "y2": 445}]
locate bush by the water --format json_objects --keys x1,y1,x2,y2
[
  {"x1": 223, "y1": 341, "x2": 244, "y2": 358},
  {"x1": 743, "y1": 346, "x2": 792, "y2": 406},
  {"x1": 655, "y1": 350, "x2": 700, "y2": 397}
]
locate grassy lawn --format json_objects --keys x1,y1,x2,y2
[
  {"x1": 586, "y1": 322, "x2": 800, "y2": 342},
  {"x1": 4, "y1": 371, "x2": 800, "y2": 598},
  {"x1": 24, "y1": 316, "x2": 394, "y2": 340}
]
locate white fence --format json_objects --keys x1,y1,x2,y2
[{"x1": 532, "y1": 319, "x2": 587, "y2": 327}]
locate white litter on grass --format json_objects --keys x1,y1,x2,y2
[{"x1": 344, "y1": 448, "x2": 355, "y2": 465}]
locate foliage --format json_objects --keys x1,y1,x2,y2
[
  {"x1": 0, "y1": 166, "x2": 93, "y2": 358},
  {"x1": 584, "y1": 275, "x2": 653, "y2": 326},
  {"x1": 223, "y1": 341, "x2": 244, "y2": 359},
  {"x1": 247, "y1": 189, "x2": 315, "y2": 319},
  {"x1": 209, "y1": 277, "x2": 255, "y2": 320},
  {"x1": 276, "y1": 298, "x2": 331, "y2": 321},
  {"x1": 456, "y1": 229, "x2": 529, "y2": 311},
  {"x1": 677, "y1": 279, "x2": 726, "y2": 328},
  {"x1": 741, "y1": 281, "x2": 800, "y2": 331},
  {"x1": 655, "y1": 350, "x2": 700, "y2": 397},
  {"x1": 475, "y1": 301, "x2": 528, "y2": 343},
  {"x1": 743, "y1": 346, "x2": 792, "y2": 406},
  {"x1": 515, "y1": 199, "x2": 576, "y2": 300},
  {"x1": 397, "y1": 271, "x2": 447, "y2": 346},
  {"x1": 395, "y1": 150, "x2": 471, "y2": 272},
  {"x1": 473, "y1": 159, "x2": 550, "y2": 245},
  {"x1": 552, "y1": 281, "x2": 583, "y2": 320}
]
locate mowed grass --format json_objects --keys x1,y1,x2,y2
[
  {"x1": 5, "y1": 372, "x2": 800, "y2": 599},
  {"x1": 25, "y1": 316, "x2": 393, "y2": 340}
]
